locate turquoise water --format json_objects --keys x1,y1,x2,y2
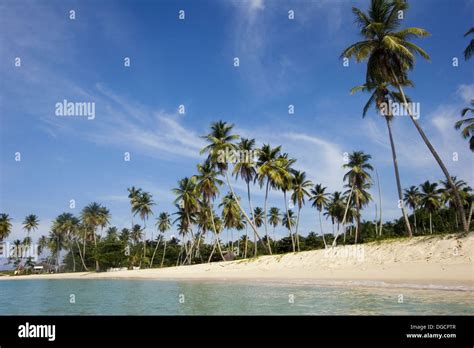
[{"x1": 0, "y1": 279, "x2": 473, "y2": 315}]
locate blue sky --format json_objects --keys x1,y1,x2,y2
[{"x1": 1, "y1": 0, "x2": 473, "y2": 246}]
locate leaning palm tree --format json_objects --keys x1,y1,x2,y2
[
  {"x1": 420, "y1": 180, "x2": 441, "y2": 234},
  {"x1": 128, "y1": 187, "x2": 142, "y2": 229},
  {"x1": 351, "y1": 80, "x2": 413, "y2": 237},
  {"x1": 133, "y1": 191, "x2": 155, "y2": 265},
  {"x1": 290, "y1": 170, "x2": 313, "y2": 251},
  {"x1": 268, "y1": 207, "x2": 281, "y2": 247},
  {"x1": 309, "y1": 184, "x2": 330, "y2": 248},
  {"x1": 0, "y1": 213, "x2": 12, "y2": 241},
  {"x1": 404, "y1": 185, "x2": 421, "y2": 234},
  {"x1": 455, "y1": 100, "x2": 474, "y2": 151},
  {"x1": 341, "y1": 0, "x2": 468, "y2": 233},
  {"x1": 22, "y1": 214, "x2": 39, "y2": 245},
  {"x1": 201, "y1": 121, "x2": 269, "y2": 253},
  {"x1": 151, "y1": 212, "x2": 171, "y2": 267},
  {"x1": 464, "y1": 27, "x2": 474, "y2": 60},
  {"x1": 343, "y1": 151, "x2": 373, "y2": 243}
]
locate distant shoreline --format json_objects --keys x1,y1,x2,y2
[{"x1": 2, "y1": 233, "x2": 473, "y2": 290}]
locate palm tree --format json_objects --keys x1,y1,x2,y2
[
  {"x1": 274, "y1": 153, "x2": 297, "y2": 252},
  {"x1": 233, "y1": 138, "x2": 259, "y2": 251},
  {"x1": 0, "y1": 213, "x2": 12, "y2": 241},
  {"x1": 132, "y1": 191, "x2": 155, "y2": 265},
  {"x1": 195, "y1": 161, "x2": 225, "y2": 261},
  {"x1": 351, "y1": 80, "x2": 413, "y2": 237},
  {"x1": 268, "y1": 207, "x2": 281, "y2": 247},
  {"x1": 282, "y1": 210, "x2": 296, "y2": 233},
  {"x1": 201, "y1": 121, "x2": 269, "y2": 253},
  {"x1": 290, "y1": 170, "x2": 313, "y2": 251},
  {"x1": 343, "y1": 151, "x2": 373, "y2": 243},
  {"x1": 464, "y1": 27, "x2": 474, "y2": 60},
  {"x1": 22, "y1": 214, "x2": 39, "y2": 245},
  {"x1": 341, "y1": 0, "x2": 468, "y2": 233},
  {"x1": 128, "y1": 187, "x2": 142, "y2": 229},
  {"x1": 53, "y1": 213, "x2": 82, "y2": 272},
  {"x1": 439, "y1": 177, "x2": 470, "y2": 230},
  {"x1": 257, "y1": 144, "x2": 286, "y2": 254},
  {"x1": 81, "y1": 202, "x2": 105, "y2": 271},
  {"x1": 151, "y1": 212, "x2": 171, "y2": 267},
  {"x1": 420, "y1": 180, "x2": 441, "y2": 234},
  {"x1": 309, "y1": 184, "x2": 330, "y2": 248},
  {"x1": 220, "y1": 192, "x2": 241, "y2": 246},
  {"x1": 252, "y1": 207, "x2": 264, "y2": 256},
  {"x1": 455, "y1": 100, "x2": 474, "y2": 151},
  {"x1": 131, "y1": 224, "x2": 143, "y2": 245},
  {"x1": 404, "y1": 186, "x2": 421, "y2": 234}
]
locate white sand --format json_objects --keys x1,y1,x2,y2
[{"x1": 2, "y1": 233, "x2": 473, "y2": 288}]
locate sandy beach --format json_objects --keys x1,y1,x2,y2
[{"x1": 2, "y1": 233, "x2": 473, "y2": 288}]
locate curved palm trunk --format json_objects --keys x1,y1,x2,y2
[
  {"x1": 467, "y1": 203, "x2": 473, "y2": 229},
  {"x1": 244, "y1": 225, "x2": 248, "y2": 258},
  {"x1": 160, "y1": 240, "x2": 167, "y2": 268},
  {"x1": 429, "y1": 213, "x2": 433, "y2": 234},
  {"x1": 319, "y1": 210, "x2": 327, "y2": 248},
  {"x1": 283, "y1": 191, "x2": 295, "y2": 252},
  {"x1": 208, "y1": 237, "x2": 217, "y2": 263},
  {"x1": 393, "y1": 73, "x2": 468, "y2": 233},
  {"x1": 93, "y1": 227, "x2": 99, "y2": 272},
  {"x1": 150, "y1": 237, "x2": 161, "y2": 267},
  {"x1": 332, "y1": 185, "x2": 354, "y2": 247},
  {"x1": 224, "y1": 171, "x2": 269, "y2": 253},
  {"x1": 386, "y1": 118, "x2": 413, "y2": 237},
  {"x1": 263, "y1": 179, "x2": 273, "y2": 254},
  {"x1": 75, "y1": 239, "x2": 88, "y2": 271},
  {"x1": 355, "y1": 194, "x2": 360, "y2": 244},
  {"x1": 209, "y1": 207, "x2": 226, "y2": 261},
  {"x1": 295, "y1": 206, "x2": 301, "y2": 252}
]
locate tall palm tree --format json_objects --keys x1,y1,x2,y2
[
  {"x1": 341, "y1": 0, "x2": 468, "y2": 233},
  {"x1": 257, "y1": 144, "x2": 286, "y2": 254},
  {"x1": 201, "y1": 121, "x2": 269, "y2": 253},
  {"x1": 351, "y1": 80, "x2": 413, "y2": 237},
  {"x1": 310, "y1": 184, "x2": 330, "y2": 248},
  {"x1": 151, "y1": 212, "x2": 171, "y2": 267},
  {"x1": 343, "y1": 151, "x2": 373, "y2": 243},
  {"x1": 81, "y1": 202, "x2": 105, "y2": 271},
  {"x1": 464, "y1": 27, "x2": 474, "y2": 60},
  {"x1": 233, "y1": 138, "x2": 259, "y2": 251},
  {"x1": 195, "y1": 161, "x2": 225, "y2": 261},
  {"x1": 290, "y1": 170, "x2": 313, "y2": 251},
  {"x1": 420, "y1": 180, "x2": 441, "y2": 234},
  {"x1": 133, "y1": 191, "x2": 155, "y2": 265},
  {"x1": 404, "y1": 185, "x2": 421, "y2": 234},
  {"x1": 0, "y1": 213, "x2": 12, "y2": 241},
  {"x1": 53, "y1": 213, "x2": 82, "y2": 272},
  {"x1": 455, "y1": 100, "x2": 474, "y2": 151},
  {"x1": 274, "y1": 153, "x2": 297, "y2": 252},
  {"x1": 325, "y1": 191, "x2": 345, "y2": 235},
  {"x1": 22, "y1": 214, "x2": 39, "y2": 245},
  {"x1": 268, "y1": 207, "x2": 281, "y2": 247}
]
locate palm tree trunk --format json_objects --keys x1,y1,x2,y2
[
  {"x1": 246, "y1": 181, "x2": 257, "y2": 257},
  {"x1": 375, "y1": 168, "x2": 383, "y2": 236},
  {"x1": 210, "y1": 207, "x2": 226, "y2": 261},
  {"x1": 386, "y1": 118, "x2": 413, "y2": 237},
  {"x1": 414, "y1": 209, "x2": 417, "y2": 235},
  {"x1": 393, "y1": 73, "x2": 468, "y2": 233},
  {"x1": 319, "y1": 210, "x2": 327, "y2": 248},
  {"x1": 150, "y1": 237, "x2": 161, "y2": 267},
  {"x1": 142, "y1": 220, "x2": 147, "y2": 264},
  {"x1": 332, "y1": 184, "x2": 354, "y2": 247},
  {"x1": 295, "y1": 206, "x2": 301, "y2": 252},
  {"x1": 208, "y1": 237, "x2": 217, "y2": 263},
  {"x1": 429, "y1": 213, "x2": 433, "y2": 234},
  {"x1": 283, "y1": 191, "x2": 295, "y2": 252},
  {"x1": 93, "y1": 227, "x2": 99, "y2": 272},
  {"x1": 71, "y1": 244, "x2": 76, "y2": 272},
  {"x1": 467, "y1": 202, "x2": 473, "y2": 229},
  {"x1": 75, "y1": 239, "x2": 88, "y2": 271},
  {"x1": 263, "y1": 179, "x2": 272, "y2": 254},
  {"x1": 355, "y1": 195, "x2": 360, "y2": 244},
  {"x1": 224, "y1": 171, "x2": 269, "y2": 253},
  {"x1": 244, "y1": 225, "x2": 248, "y2": 258},
  {"x1": 160, "y1": 240, "x2": 167, "y2": 268}
]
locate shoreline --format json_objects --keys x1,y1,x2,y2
[{"x1": 2, "y1": 233, "x2": 473, "y2": 290}]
